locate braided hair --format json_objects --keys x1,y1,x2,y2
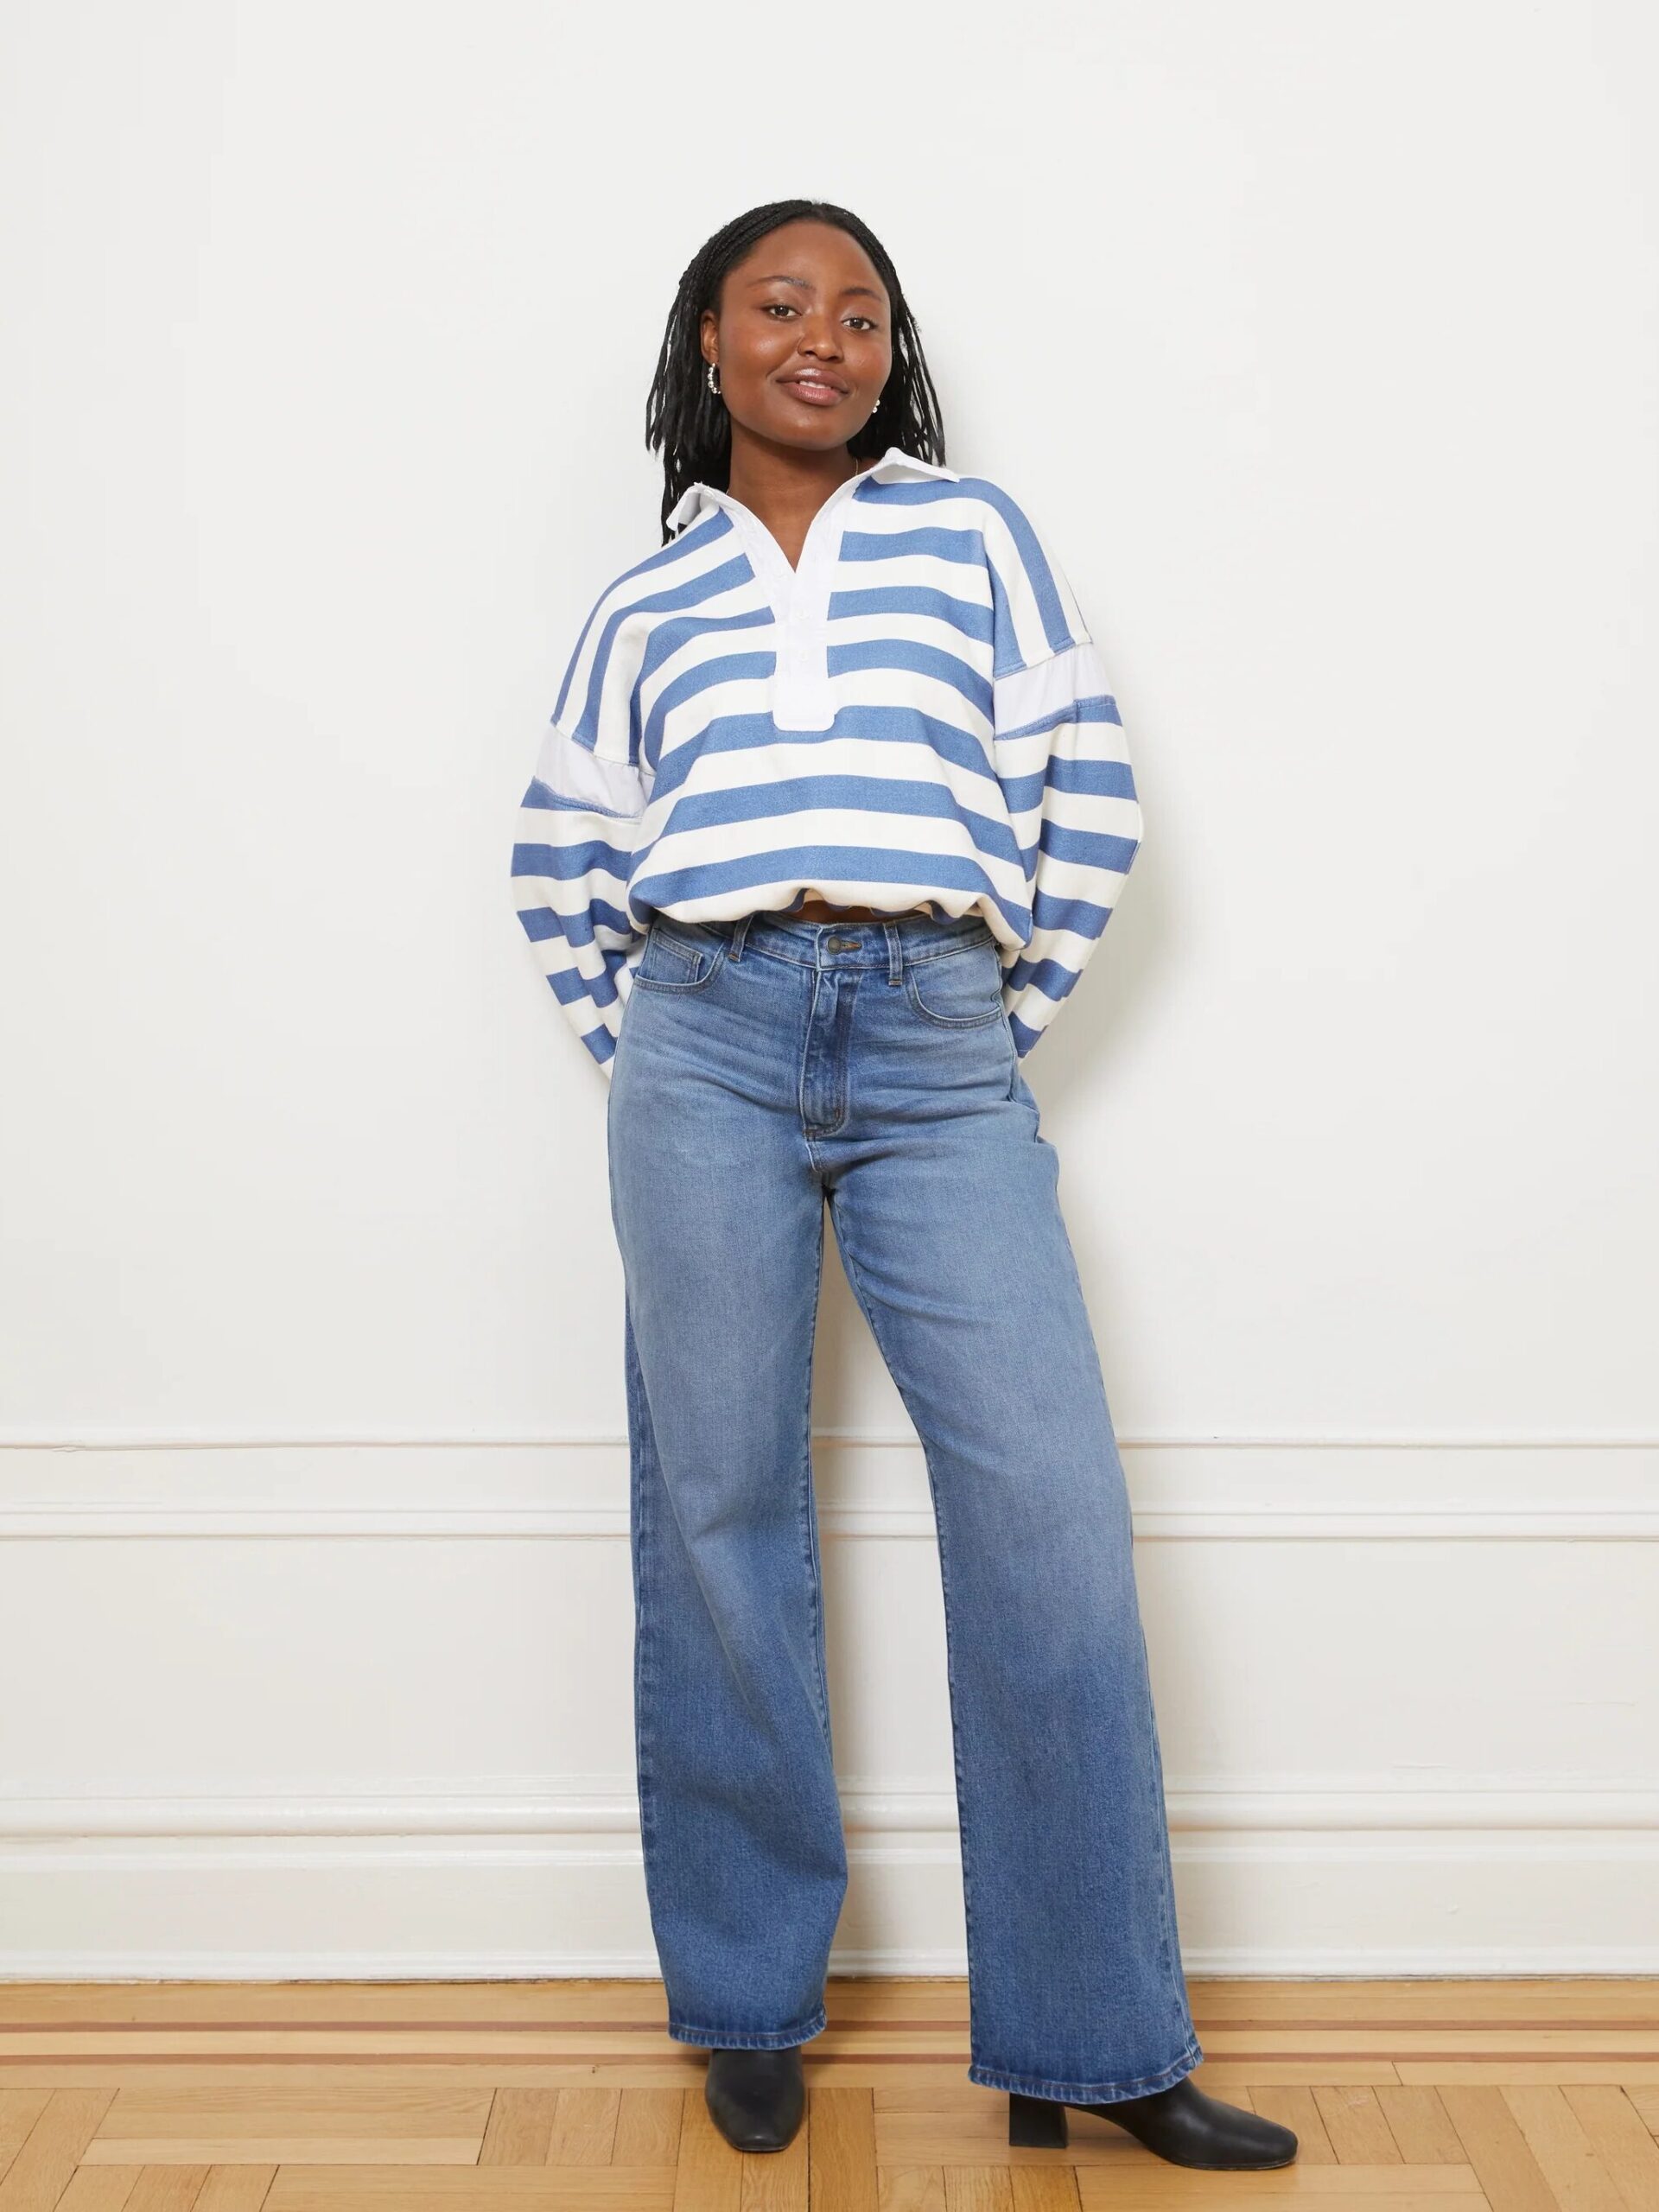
[{"x1": 645, "y1": 199, "x2": 947, "y2": 545}]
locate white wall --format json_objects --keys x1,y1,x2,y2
[{"x1": 2, "y1": 0, "x2": 1655, "y2": 1976}]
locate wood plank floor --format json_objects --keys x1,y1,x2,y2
[{"x1": 0, "y1": 1980, "x2": 1655, "y2": 2209}]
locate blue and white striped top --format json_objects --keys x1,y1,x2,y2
[{"x1": 510, "y1": 445, "x2": 1143, "y2": 1078}]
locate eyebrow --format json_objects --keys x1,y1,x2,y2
[{"x1": 744, "y1": 273, "x2": 885, "y2": 302}]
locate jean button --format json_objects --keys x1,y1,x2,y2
[{"x1": 825, "y1": 937, "x2": 857, "y2": 950}]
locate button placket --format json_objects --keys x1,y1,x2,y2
[
  {"x1": 724, "y1": 474, "x2": 869, "y2": 734},
  {"x1": 776, "y1": 497, "x2": 845, "y2": 731}
]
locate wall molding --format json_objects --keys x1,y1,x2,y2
[
  {"x1": 2, "y1": 1435, "x2": 1656, "y2": 1540},
  {"x1": 2, "y1": 1503, "x2": 1654, "y2": 1540},
  {"x1": 3, "y1": 1780, "x2": 1656, "y2": 1840},
  {"x1": 5, "y1": 1431, "x2": 1658, "y2": 1450}
]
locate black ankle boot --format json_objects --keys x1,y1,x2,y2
[
  {"x1": 705, "y1": 2044, "x2": 806, "y2": 2152},
  {"x1": 1009, "y1": 2076, "x2": 1298, "y2": 2168}
]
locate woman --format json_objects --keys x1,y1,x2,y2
[{"x1": 510, "y1": 198, "x2": 1296, "y2": 2172}]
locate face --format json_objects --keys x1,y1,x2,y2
[{"x1": 701, "y1": 219, "x2": 893, "y2": 454}]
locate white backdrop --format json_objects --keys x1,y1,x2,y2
[{"x1": 2, "y1": 0, "x2": 1655, "y2": 1976}]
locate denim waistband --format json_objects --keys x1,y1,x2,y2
[{"x1": 669, "y1": 905, "x2": 995, "y2": 972}]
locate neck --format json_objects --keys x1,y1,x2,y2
[{"x1": 724, "y1": 429, "x2": 868, "y2": 532}]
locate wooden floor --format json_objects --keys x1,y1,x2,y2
[{"x1": 0, "y1": 1979, "x2": 1656, "y2": 2209}]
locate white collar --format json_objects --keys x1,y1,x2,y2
[{"x1": 664, "y1": 444, "x2": 960, "y2": 534}]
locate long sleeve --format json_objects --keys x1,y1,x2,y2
[
  {"x1": 509, "y1": 587, "x2": 650, "y2": 1082},
  {"x1": 987, "y1": 500, "x2": 1144, "y2": 1058}
]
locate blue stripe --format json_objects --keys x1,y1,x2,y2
[
  {"x1": 841, "y1": 524, "x2": 988, "y2": 569},
  {"x1": 999, "y1": 753, "x2": 1139, "y2": 815},
  {"x1": 828, "y1": 637, "x2": 993, "y2": 716},
  {"x1": 963, "y1": 476, "x2": 1079, "y2": 664},
  {"x1": 516, "y1": 893, "x2": 630, "y2": 948},
  {"x1": 1038, "y1": 817, "x2": 1141, "y2": 874},
  {"x1": 635, "y1": 842, "x2": 1029, "y2": 940},
  {"x1": 851, "y1": 478, "x2": 968, "y2": 512},
  {"x1": 637, "y1": 771, "x2": 1022, "y2": 870},
  {"x1": 1047, "y1": 753, "x2": 1138, "y2": 800},
  {"x1": 519, "y1": 773, "x2": 639, "y2": 823},
  {"x1": 644, "y1": 705, "x2": 1004, "y2": 804},
  {"x1": 826, "y1": 582, "x2": 995, "y2": 646},
  {"x1": 510, "y1": 829, "x2": 633, "y2": 884}
]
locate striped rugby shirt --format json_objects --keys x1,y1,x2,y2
[{"x1": 510, "y1": 444, "x2": 1143, "y2": 1078}]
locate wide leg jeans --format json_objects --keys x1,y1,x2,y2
[{"x1": 605, "y1": 905, "x2": 1202, "y2": 2102}]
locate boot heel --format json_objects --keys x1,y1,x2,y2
[{"x1": 1008, "y1": 2091, "x2": 1069, "y2": 2147}]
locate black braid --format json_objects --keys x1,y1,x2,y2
[{"x1": 645, "y1": 199, "x2": 948, "y2": 545}]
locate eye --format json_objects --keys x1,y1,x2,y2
[
  {"x1": 847, "y1": 315, "x2": 878, "y2": 331},
  {"x1": 762, "y1": 302, "x2": 798, "y2": 318}
]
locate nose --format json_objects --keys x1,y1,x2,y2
[{"x1": 798, "y1": 310, "x2": 843, "y2": 356}]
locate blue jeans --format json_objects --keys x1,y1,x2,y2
[{"x1": 605, "y1": 905, "x2": 1203, "y2": 2103}]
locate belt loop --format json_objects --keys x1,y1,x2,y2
[
  {"x1": 882, "y1": 919, "x2": 902, "y2": 987},
  {"x1": 730, "y1": 913, "x2": 753, "y2": 962}
]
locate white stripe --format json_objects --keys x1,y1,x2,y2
[
  {"x1": 530, "y1": 720, "x2": 646, "y2": 818},
  {"x1": 994, "y1": 637, "x2": 1110, "y2": 732}
]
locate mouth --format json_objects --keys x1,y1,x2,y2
[{"x1": 777, "y1": 372, "x2": 849, "y2": 408}]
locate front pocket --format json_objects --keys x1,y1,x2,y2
[
  {"x1": 905, "y1": 941, "x2": 1007, "y2": 1028},
  {"x1": 630, "y1": 920, "x2": 728, "y2": 993}
]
